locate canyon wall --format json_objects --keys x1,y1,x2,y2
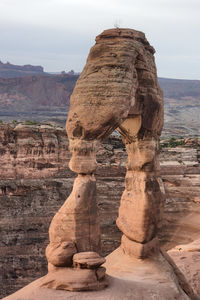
[
  {"x1": 0, "y1": 74, "x2": 78, "y2": 112},
  {"x1": 0, "y1": 124, "x2": 199, "y2": 297}
]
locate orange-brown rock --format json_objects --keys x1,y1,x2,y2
[
  {"x1": 67, "y1": 28, "x2": 163, "y2": 141},
  {"x1": 66, "y1": 28, "x2": 163, "y2": 175},
  {"x1": 110, "y1": 28, "x2": 164, "y2": 258},
  {"x1": 43, "y1": 173, "x2": 104, "y2": 290},
  {"x1": 3, "y1": 248, "x2": 196, "y2": 300},
  {"x1": 73, "y1": 252, "x2": 106, "y2": 269},
  {"x1": 42, "y1": 27, "x2": 165, "y2": 292},
  {"x1": 47, "y1": 174, "x2": 100, "y2": 254},
  {"x1": 117, "y1": 168, "x2": 164, "y2": 243},
  {"x1": 65, "y1": 28, "x2": 164, "y2": 263},
  {"x1": 68, "y1": 139, "x2": 100, "y2": 174},
  {"x1": 121, "y1": 235, "x2": 159, "y2": 259},
  {"x1": 46, "y1": 241, "x2": 77, "y2": 267},
  {"x1": 40, "y1": 267, "x2": 108, "y2": 292}
]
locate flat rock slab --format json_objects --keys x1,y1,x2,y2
[
  {"x1": 168, "y1": 240, "x2": 200, "y2": 298},
  {"x1": 3, "y1": 248, "x2": 190, "y2": 300}
]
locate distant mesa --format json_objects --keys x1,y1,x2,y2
[
  {"x1": 0, "y1": 59, "x2": 44, "y2": 78},
  {"x1": 0, "y1": 60, "x2": 81, "y2": 78},
  {"x1": 0, "y1": 60, "x2": 43, "y2": 72}
]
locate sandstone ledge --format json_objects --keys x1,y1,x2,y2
[{"x1": 3, "y1": 248, "x2": 193, "y2": 300}]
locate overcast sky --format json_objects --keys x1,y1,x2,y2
[{"x1": 0, "y1": 0, "x2": 199, "y2": 79}]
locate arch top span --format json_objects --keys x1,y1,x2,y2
[
  {"x1": 66, "y1": 28, "x2": 163, "y2": 174},
  {"x1": 66, "y1": 28, "x2": 163, "y2": 141}
]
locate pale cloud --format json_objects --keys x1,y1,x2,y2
[{"x1": 0, "y1": 0, "x2": 199, "y2": 79}]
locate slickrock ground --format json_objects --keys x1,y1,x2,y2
[
  {"x1": 0, "y1": 124, "x2": 200, "y2": 298},
  {"x1": 168, "y1": 240, "x2": 200, "y2": 298},
  {"x1": 3, "y1": 248, "x2": 191, "y2": 300}
]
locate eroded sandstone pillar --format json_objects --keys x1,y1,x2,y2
[
  {"x1": 41, "y1": 138, "x2": 107, "y2": 290},
  {"x1": 117, "y1": 137, "x2": 164, "y2": 258},
  {"x1": 116, "y1": 32, "x2": 165, "y2": 257}
]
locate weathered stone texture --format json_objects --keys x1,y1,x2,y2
[
  {"x1": 168, "y1": 240, "x2": 200, "y2": 298},
  {"x1": 66, "y1": 28, "x2": 163, "y2": 143},
  {"x1": 65, "y1": 29, "x2": 164, "y2": 270},
  {"x1": 0, "y1": 125, "x2": 199, "y2": 297}
]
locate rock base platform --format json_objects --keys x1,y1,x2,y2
[{"x1": 3, "y1": 247, "x2": 195, "y2": 300}]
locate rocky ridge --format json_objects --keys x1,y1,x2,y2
[
  {"x1": 0, "y1": 60, "x2": 44, "y2": 78},
  {"x1": 0, "y1": 124, "x2": 200, "y2": 298}
]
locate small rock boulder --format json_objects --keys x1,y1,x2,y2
[{"x1": 46, "y1": 241, "x2": 77, "y2": 267}]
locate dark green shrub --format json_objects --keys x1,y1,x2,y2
[{"x1": 24, "y1": 120, "x2": 38, "y2": 125}]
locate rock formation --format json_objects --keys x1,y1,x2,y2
[
  {"x1": 1, "y1": 28, "x2": 198, "y2": 299},
  {"x1": 36, "y1": 28, "x2": 195, "y2": 299},
  {"x1": 41, "y1": 170, "x2": 107, "y2": 291},
  {"x1": 40, "y1": 27, "x2": 163, "y2": 291},
  {"x1": 1, "y1": 124, "x2": 199, "y2": 298},
  {"x1": 66, "y1": 28, "x2": 164, "y2": 260}
]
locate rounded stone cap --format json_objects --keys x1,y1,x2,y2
[
  {"x1": 96, "y1": 28, "x2": 155, "y2": 54},
  {"x1": 96, "y1": 28, "x2": 145, "y2": 40},
  {"x1": 73, "y1": 251, "x2": 106, "y2": 269}
]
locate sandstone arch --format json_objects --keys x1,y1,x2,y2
[
  {"x1": 40, "y1": 29, "x2": 195, "y2": 299},
  {"x1": 65, "y1": 28, "x2": 164, "y2": 259}
]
